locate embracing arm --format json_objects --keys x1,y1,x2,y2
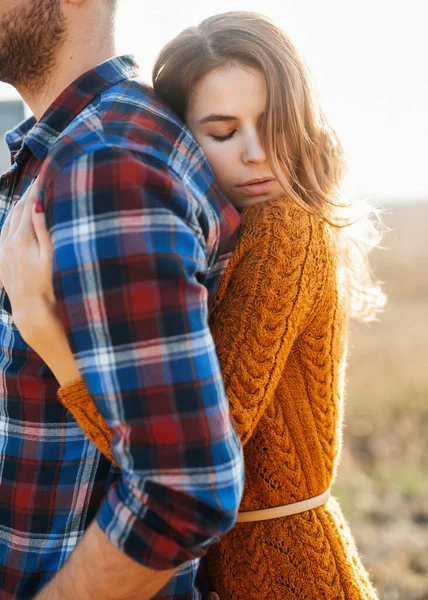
[
  {"x1": 34, "y1": 147, "x2": 244, "y2": 599},
  {"x1": 2, "y1": 188, "x2": 116, "y2": 466},
  {"x1": 35, "y1": 520, "x2": 176, "y2": 600},
  {"x1": 210, "y1": 197, "x2": 326, "y2": 446}
]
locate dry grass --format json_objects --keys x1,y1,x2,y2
[{"x1": 334, "y1": 202, "x2": 428, "y2": 599}]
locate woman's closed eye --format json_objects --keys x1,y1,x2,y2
[{"x1": 210, "y1": 129, "x2": 237, "y2": 143}]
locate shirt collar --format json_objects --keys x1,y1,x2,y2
[{"x1": 5, "y1": 54, "x2": 139, "y2": 162}]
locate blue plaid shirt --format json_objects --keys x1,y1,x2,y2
[{"x1": 0, "y1": 55, "x2": 244, "y2": 599}]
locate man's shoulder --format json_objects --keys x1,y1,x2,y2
[
  {"x1": 38, "y1": 78, "x2": 240, "y2": 271},
  {"x1": 42, "y1": 78, "x2": 213, "y2": 186}
]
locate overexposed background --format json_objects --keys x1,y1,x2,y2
[{"x1": 1, "y1": 0, "x2": 427, "y2": 201}]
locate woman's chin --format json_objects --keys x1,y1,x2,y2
[{"x1": 232, "y1": 190, "x2": 285, "y2": 211}]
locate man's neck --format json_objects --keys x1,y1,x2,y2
[{"x1": 18, "y1": 40, "x2": 117, "y2": 121}]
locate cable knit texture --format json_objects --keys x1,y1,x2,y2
[{"x1": 57, "y1": 196, "x2": 378, "y2": 599}]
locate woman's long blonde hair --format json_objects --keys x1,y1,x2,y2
[{"x1": 153, "y1": 11, "x2": 385, "y2": 320}]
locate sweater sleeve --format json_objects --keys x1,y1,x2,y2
[
  {"x1": 57, "y1": 378, "x2": 118, "y2": 466},
  {"x1": 209, "y1": 197, "x2": 326, "y2": 446}
]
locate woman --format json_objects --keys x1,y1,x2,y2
[{"x1": 0, "y1": 11, "x2": 384, "y2": 600}]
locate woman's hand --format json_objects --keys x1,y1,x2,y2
[
  {"x1": 0, "y1": 180, "x2": 57, "y2": 343},
  {"x1": 0, "y1": 181, "x2": 80, "y2": 386}
]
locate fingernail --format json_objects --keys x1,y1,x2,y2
[{"x1": 34, "y1": 199, "x2": 44, "y2": 213}]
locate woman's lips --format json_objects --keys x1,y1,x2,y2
[{"x1": 236, "y1": 179, "x2": 276, "y2": 196}]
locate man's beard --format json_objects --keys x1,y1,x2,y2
[{"x1": 0, "y1": 0, "x2": 67, "y2": 95}]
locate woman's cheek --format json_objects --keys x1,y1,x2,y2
[
  {"x1": 197, "y1": 138, "x2": 236, "y2": 194},
  {"x1": 205, "y1": 145, "x2": 232, "y2": 178}
]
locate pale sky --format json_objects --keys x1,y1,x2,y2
[{"x1": 1, "y1": 0, "x2": 427, "y2": 201}]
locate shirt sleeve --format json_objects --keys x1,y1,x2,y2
[
  {"x1": 57, "y1": 377, "x2": 117, "y2": 466},
  {"x1": 40, "y1": 146, "x2": 244, "y2": 570},
  {"x1": 209, "y1": 198, "x2": 326, "y2": 446}
]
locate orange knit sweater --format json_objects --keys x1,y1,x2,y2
[{"x1": 58, "y1": 197, "x2": 378, "y2": 599}]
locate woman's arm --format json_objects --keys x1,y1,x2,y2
[
  {"x1": 30, "y1": 315, "x2": 116, "y2": 463},
  {"x1": 0, "y1": 183, "x2": 81, "y2": 386},
  {"x1": 210, "y1": 196, "x2": 326, "y2": 446},
  {"x1": 0, "y1": 185, "x2": 115, "y2": 464},
  {"x1": 19, "y1": 301, "x2": 81, "y2": 386},
  {"x1": 20, "y1": 300, "x2": 116, "y2": 464}
]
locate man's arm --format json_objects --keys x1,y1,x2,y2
[
  {"x1": 38, "y1": 146, "x2": 244, "y2": 597},
  {"x1": 35, "y1": 521, "x2": 177, "y2": 600}
]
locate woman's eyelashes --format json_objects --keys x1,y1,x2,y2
[{"x1": 210, "y1": 129, "x2": 237, "y2": 142}]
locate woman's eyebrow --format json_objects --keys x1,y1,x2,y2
[{"x1": 199, "y1": 114, "x2": 237, "y2": 124}]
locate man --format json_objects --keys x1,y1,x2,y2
[{"x1": 0, "y1": 1, "x2": 244, "y2": 598}]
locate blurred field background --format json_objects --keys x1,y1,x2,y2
[{"x1": 335, "y1": 202, "x2": 428, "y2": 600}]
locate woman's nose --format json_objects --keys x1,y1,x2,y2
[{"x1": 241, "y1": 132, "x2": 266, "y2": 165}]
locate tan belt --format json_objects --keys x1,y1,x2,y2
[{"x1": 236, "y1": 488, "x2": 331, "y2": 523}]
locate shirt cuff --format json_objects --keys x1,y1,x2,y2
[{"x1": 96, "y1": 476, "x2": 234, "y2": 571}]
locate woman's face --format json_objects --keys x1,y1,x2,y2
[{"x1": 186, "y1": 65, "x2": 285, "y2": 210}]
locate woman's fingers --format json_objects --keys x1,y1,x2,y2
[
  {"x1": 20, "y1": 178, "x2": 38, "y2": 203},
  {"x1": 10, "y1": 201, "x2": 26, "y2": 237},
  {"x1": 32, "y1": 196, "x2": 53, "y2": 256},
  {"x1": 0, "y1": 200, "x2": 23, "y2": 243},
  {"x1": 0, "y1": 178, "x2": 56, "y2": 323},
  {"x1": 0, "y1": 211, "x2": 11, "y2": 243},
  {"x1": 0, "y1": 179, "x2": 37, "y2": 242},
  {"x1": 18, "y1": 184, "x2": 37, "y2": 238},
  {"x1": 18, "y1": 179, "x2": 41, "y2": 235}
]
